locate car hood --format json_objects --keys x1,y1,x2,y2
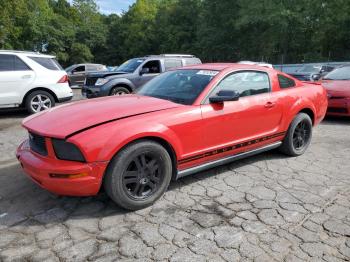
[
  {"x1": 87, "y1": 71, "x2": 130, "y2": 78},
  {"x1": 23, "y1": 95, "x2": 181, "y2": 139},
  {"x1": 322, "y1": 80, "x2": 350, "y2": 94}
]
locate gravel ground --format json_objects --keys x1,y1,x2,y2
[{"x1": 0, "y1": 96, "x2": 349, "y2": 261}]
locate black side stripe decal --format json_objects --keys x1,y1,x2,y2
[{"x1": 178, "y1": 131, "x2": 286, "y2": 165}]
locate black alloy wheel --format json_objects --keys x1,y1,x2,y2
[
  {"x1": 292, "y1": 119, "x2": 311, "y2": 151},
  {"x1": 104, "y1": 140, "x2": 172, "y2": 210},
  {"x1": 280, "y1": 112, "x2": 313, "y2": 156},
  {"x1": 122, "y1": 153, "x2": 162, "y2": 200}
]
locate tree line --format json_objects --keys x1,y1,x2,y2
[{"x1": 1, "y1": 0, "x2": 349, "y2": 67}]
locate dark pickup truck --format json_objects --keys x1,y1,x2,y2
[{"x1": 82, "y1": 54, "x2": 202, "y2": 98}]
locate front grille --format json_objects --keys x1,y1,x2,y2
[
  {"x1": 29, "y1": 132, "x2": 47, "y2": 156},
  {"x1": 328, "y1": 107, "x2": 348, "y2": 113},
  {"x1": 85, "y1": 77, "x2": 98, "y2": 86}
]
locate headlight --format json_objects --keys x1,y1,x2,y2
[
  {"x1": 52, "y1": 139, "x2": 86, "y2": 162},
  {"x1": 95, "y1": 78, "x2": 109, "y2": 86}
]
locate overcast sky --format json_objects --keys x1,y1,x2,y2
[{"x1": 95, "y1": 0, "x2": 136, "y2": 15}]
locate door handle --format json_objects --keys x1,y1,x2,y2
[
  {"x1": 264, "y1": 102, "x2": 276, "y2": 108},
  {"x1": 22, "y1": 75, "x2": 32, "y2": 79}
]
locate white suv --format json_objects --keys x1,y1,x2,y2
[{"x1": 0, "y1": 50, "x2": 73, "y2": 114}]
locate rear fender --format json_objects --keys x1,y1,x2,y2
[{"x1": 286, "y1": 97, "x2": 316, "y2": 127}]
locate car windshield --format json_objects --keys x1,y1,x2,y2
[
  {"x1": 323, "y1": 66, "x2": 350, "y2": 80},
  {"x1": 137, "y1": 69, "x2": 218, "y2": 105},
  {"x1": 298, "y1": 65, "x2": 321, "y2": 73},
  {"x1": 117, "y1": 58, "x2": 145, "y2": 73}
]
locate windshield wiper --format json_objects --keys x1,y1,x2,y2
[{"x1": 149, "y1": 94, "x2": 187, "y2": 105}]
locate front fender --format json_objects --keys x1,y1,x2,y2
[
  {"x1": 68, "y1": 117, "x2": 183, "y2": 163},
  {"x1": 100, "y1": 78, "x2": 136, "y2": 95}
]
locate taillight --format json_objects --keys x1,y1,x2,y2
[{"x1": 57, "y1": 75, "x2": 68, "y2": 83}]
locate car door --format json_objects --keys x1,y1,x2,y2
[
  {"x1": 135, "y1": 60, "x2": 162, "y2": 88},
  {"x1": 69, "y1": 65, "x2": 85, "y2": 87},
  {"x1": 200, "y1": 70, "x2": 283, "y2": 156},
  {"x1": 0, "y1": 54, "x2": 35, "y2": 106}
]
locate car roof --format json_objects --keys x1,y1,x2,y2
[
  {"x1": 0, "y1": 50, "x2": 55, "y2": 58},
  {"x1": 134, "y1": 54, "x2": 198, "y2": 60},
  {"x1": 180, "y1": 63, "x2": 275, "y2": 72}
]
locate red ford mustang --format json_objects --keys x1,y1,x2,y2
[
  {"x1": 321, "y1": 65, "x2": 350, "y2": 116},
  {"x1": 17, "y1": 64, "x2": 328, "y2": 210}
]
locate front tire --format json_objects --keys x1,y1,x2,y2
[
  {"x1": 104, "y1": 140, "x2": 172, "y2": 210},
  {"x1": 280, "y1": 113, "x2": 313, "y2": 156},
  {"x1": 110, "y1": 86, "x2": 130, "y2": 96},
  {"x1": 25, "y1": 90, "x2": 55, "y2": 114}
]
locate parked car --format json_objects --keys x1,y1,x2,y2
[
  {"x1": 0, "y1": 50, "x2": 72, "y2": 114},
  {"x1": 290, "y1": 64, "x2": 335, "y2": 81},
  {"x1": 82, "y1": 54, "x2": 202, "y2": 98},
  {"x1": 17, "y1": 63, "x2": 327, "y2": 210},
  {"x1": 320, "y1": 65, "x2": 350, "y2": 116},
  {"x1": 65, "y1": 63, "x2": 107, "y2": 88}
]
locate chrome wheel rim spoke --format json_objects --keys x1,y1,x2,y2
[{"x1": 31, "y1": 94, "x2": 51, "y2": 112}]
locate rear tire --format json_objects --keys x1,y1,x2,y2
[
  {"x1": 110, "y1": 86, "x2": 130, "y2": 96},
  {"x1": 279, "y1": 113, "x2": 313, "y2": 156},
  {"x1": 104, "y1": 140, "x2": 172, "y2": 210},
  {"x1": 25, "y1": 90, "x2": 55, "y2": 114}
]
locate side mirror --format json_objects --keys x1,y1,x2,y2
[
  {"x1": 140, "y1": 67, "x2": 150, "y2": 75},
  {"x1": 209, "y1": 90, "x2": 240, "y2": 103},
  {"x1": 311, "y1": 73, "x2": 321, "y2": 81}
]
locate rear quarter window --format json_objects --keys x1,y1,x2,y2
[
  {"x1": 278, "y1": 74, "x2": 296, "y2": 89},
  {"x1": 15, "y1": 56, "x2": 31, "y2": 71},
  {"x1": 28, "y1": 56, "x2": 63, "y2": 71}
]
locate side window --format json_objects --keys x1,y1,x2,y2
[
  {"x1": 14, "y1": 56, "x2": 31, "y2": 71},
  {"x1": 73, "y1": 65, "x2": 85, "y2": 73},
  {"x1": 164, "y1": 59, "x2": 182, "y2": 71},
  {"x1": 142, "y1": 60, "x2": 161, "y2": 74},
  {"x1": 0, "y1": 54, "x2": 15, "y2": 71},
  {"x1": 215, "y1": 71, "x2": 270, "y2": 98},
  {"x1": 323, "y1": 66, "x2": 334, "y2": 73},
  {"x1": 278, "y1": 74, "x2": 295, "y2": 89},
  {"x1": 28, "y1": 57, "x2": 62, "y2": 71}
]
